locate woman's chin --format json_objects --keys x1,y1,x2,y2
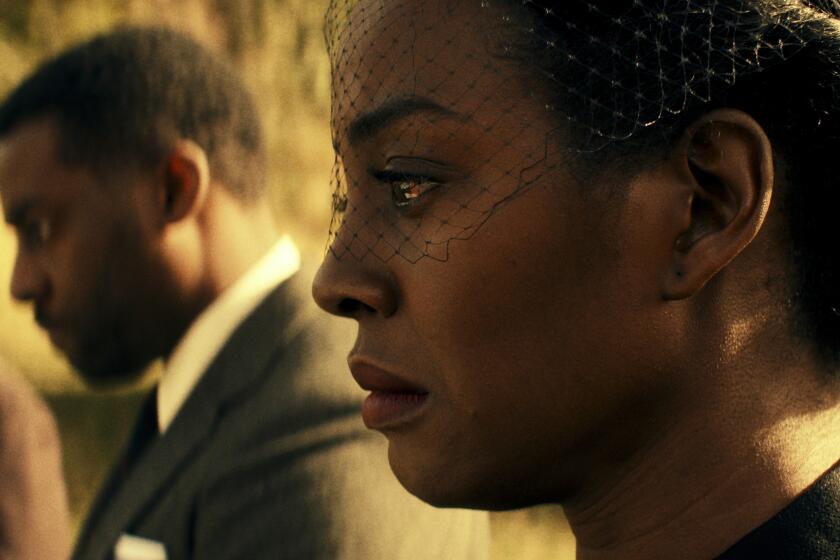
[{"x1": 386, "y1": 443, "x2": 542, "y2": 511}]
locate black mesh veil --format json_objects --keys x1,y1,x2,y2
[{"x1": 323, "y1": 0, "x2": 839, "y2": 263}]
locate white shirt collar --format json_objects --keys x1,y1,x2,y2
[{"x1": 156, "y1": 236, "x2": 300, "y2": 433}]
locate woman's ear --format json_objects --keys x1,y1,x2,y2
[
  {"x1": 663, "y1": 109, "x2": 775, "y2": 300},
  {"x1": 160, "y1": 139, "x2": 210, "y2": 224}
]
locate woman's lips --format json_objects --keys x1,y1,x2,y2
[
  {"x1": 361, "y1": 391, "x2": 428, "y2": 429},
  {"x1": 349, "y1": 359, "x2": 429, "y2": 429}
]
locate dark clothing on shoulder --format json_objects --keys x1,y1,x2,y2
[{"x1": 719, "y1": 463, "x2": 840, "y2": 559}]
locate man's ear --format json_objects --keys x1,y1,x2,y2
[
  {"x1": 663, "y1": 109, "x2": 775, "y2": 300},
  {"x1": 160, "y1": 139, "x2": 210, "y2": 224}
]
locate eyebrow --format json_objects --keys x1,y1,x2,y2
[{"x1": 346, "y1": 96, "x2": 462, "y2": 145}]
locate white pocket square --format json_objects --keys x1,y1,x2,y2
[{"x1": 114, "y1": 533, "x2": 168, "y2": 560}]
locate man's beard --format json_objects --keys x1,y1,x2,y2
[{"x1": 42, "y1": 304, "x2": 156, "y2": 389}]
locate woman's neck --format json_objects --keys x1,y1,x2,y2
[{"x1": 563, "y1": 356, "x2": 840, "y2": 559}]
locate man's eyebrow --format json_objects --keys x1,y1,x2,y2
[{"x1": 346, "y1": 96, "x2": 462, "y2": 145}]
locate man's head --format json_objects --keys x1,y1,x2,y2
[{"x1": 0, "y1": 27, "x2": 268, "y2": 386}]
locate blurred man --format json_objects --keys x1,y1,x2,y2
[
  {"x1": 0, "y1": 363, "x2": 70, "y2": 560},
  {"x1": 0, "y1": 27, "x2": 487, "y2": 560}
]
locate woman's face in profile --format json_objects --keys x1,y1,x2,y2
[{"x1": 315, "y1": 0, "x2": 676, "y2": 509}]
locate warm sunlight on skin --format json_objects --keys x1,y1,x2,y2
[{"x1": 314, "y1": 1, "x2": 840, "y2": 558}]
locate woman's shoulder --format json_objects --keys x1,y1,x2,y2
[{"x1": 719, "y1": 462, "x2": 840, "y2": 559}]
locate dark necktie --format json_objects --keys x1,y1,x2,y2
[
  {"x1": 118, "y1": 388, "x2": 160, "y2": 479},
  {"x1": 74, "y1": 388, "x2": 160, "y2": 555}
]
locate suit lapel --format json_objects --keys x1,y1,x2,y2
[
  {"x1": 75, "y1": 278, "x2": 302, "y2": 559},
  {"x1": 80, "y1": 400, "x2": 216, "y2": 559}
]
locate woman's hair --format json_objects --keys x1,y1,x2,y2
[{"x1": 509, "y1": 0, "x2": 840, "y2": 367}]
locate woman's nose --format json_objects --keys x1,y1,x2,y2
[{"x1": 312, "y1": 252, "x2": 399, "y2": 320}]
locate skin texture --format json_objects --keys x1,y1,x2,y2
[
  {"x1": 313, "y1": 1, "x2": 840, "y2": 557},
  {"x1": 0, "y1": 116, "x2": 278, "y2": 386}
]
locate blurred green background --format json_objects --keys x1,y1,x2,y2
[{"x1": 0, "y1": 1, "x2": 573, "y2": 558}]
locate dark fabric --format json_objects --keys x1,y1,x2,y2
[
  {"x1": 122, "y1": 389, "x2": 158, "y2": 476},
  {"x1": 718, "y1": 462, "x2": 840, "y2": 559},
  {"x1": 73, "y1": 389, "x2": 158, "y2": 558}
]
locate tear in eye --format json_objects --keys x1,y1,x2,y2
[
  {"x1": 392, "y1": 180, "x2": 424, "y2": 207},
  {"x1": 372, "y1": 169, "x2": 443, "y2": 210},
  {"x1": 389, "y1": 177, "x2": 441, "y2": 209}
]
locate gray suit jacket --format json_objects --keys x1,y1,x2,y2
[{"x1": 72, "y1": 272, "x2": 488, "y2": 560}]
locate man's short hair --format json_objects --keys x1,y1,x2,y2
[{"x1": 0, "y1": 26, "x2": 266, "y2": 201}]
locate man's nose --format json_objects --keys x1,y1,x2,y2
[
  {"x1": 312, "y1": 251, "x2": 399, "y2": 320},
  {"x1": 10, "y1": 252, "x2": 48, "y2": 303}
]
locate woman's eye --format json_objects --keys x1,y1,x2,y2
[
  {"x1": 375, "y1": 171, "x2": 441, "y2": 209},
  {"x1": 392, "y1": 179, "x2": 438, "y2": 207}
]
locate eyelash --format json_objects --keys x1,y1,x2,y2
[{"x1": 372, "y1": 170, "x2": 442, "y2": 210}]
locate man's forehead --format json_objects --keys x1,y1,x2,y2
[
  {"x1": 0, "y1": 117, "x2": 62, "y2": 179},
  {"x1": 0, "y1": 117, "x2": 90, "y2": 219},
  {"x1": 0, "y1": 125, "x2": 49, "y2": 223}
]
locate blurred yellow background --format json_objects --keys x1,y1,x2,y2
[{"x1": 0, "y1": 1, "x2": 573, "y2": 558}]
